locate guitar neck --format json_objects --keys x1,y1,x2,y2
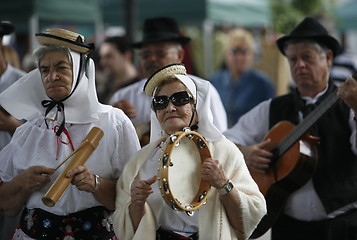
[{"x1": 277, "y1": 89, "x2": 339, "y2": 157}]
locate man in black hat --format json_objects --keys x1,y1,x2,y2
[
  {"x1": 109, "y1": 17, "x2": 227, "y2": 146},
  {"x1": 224, "y1": 17, "x2": 357, "y2": 239},
  {"x1": 0, "y1": 20, "x2": 25, "y2": 240}
]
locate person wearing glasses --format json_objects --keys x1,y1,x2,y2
[
  {"x1": 109, "y1": 17, "x2": 227, "y2": 146},
  {"x1": 210, "y1": 28, "x2": 275, "y2": 127},
  {"x1": 112, "y1": 63, "x2": 266, "y2": 240}
]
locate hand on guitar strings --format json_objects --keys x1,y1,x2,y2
[
  {"x1": 337, "y1": 76, "x2": 357, "y2": 114},
  {"x1": 237, "y1": 139, "x2": 273, "y2": 173}
]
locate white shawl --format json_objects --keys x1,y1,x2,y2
[{"x1": 113, "y1": 138, "x2": 266, "y2": 240}]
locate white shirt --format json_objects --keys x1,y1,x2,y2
[{"x1": 0, "y1": 108, "x2": 140, "y2": 215}]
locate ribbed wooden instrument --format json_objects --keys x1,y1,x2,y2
[{"x1": 42, "y1": 127, "x2": 104, "y2": 207}]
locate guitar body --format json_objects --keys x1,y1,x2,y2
[{"x1": 250, "y1": 121, "x2": 319, "y2": 239}]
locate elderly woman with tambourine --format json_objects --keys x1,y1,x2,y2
[{"x1": 113, "y1": 63, "x2": 266, "y2": 240}]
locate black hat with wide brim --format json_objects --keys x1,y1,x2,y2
[
  {"x1": 132, "y1": 17, "x2": 191, "y2": 49},
  {"x1": 276, "y1": 17, "x2": 341, "y2": 57},
  {"x1": 0, "y1": 21, "x2": 15, "y2": 36}
]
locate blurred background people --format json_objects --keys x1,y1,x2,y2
[
  {"x1": 210, "y1": 28, "x2": 275, "y2": 127},
  {"x1": 98, "y1": 36, "x2": 139, "y2": 104},
  {"x1": 21, "y1": 51, "x2": 37, "y2": 73},
  {"x1": 109, "y1": 17, "x2": 227, "y2": 146},
  {"x1": 0, "y1": 20, "x2": 26, "y2": 240}
]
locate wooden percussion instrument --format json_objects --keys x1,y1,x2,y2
[{"x1": 42, "y1": 127, "x2": 104, "y2": 207}]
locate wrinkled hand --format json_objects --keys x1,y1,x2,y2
[
  {"x1": 130, "y1": 176, "x2": 157, "y2": 205},
  {"x1": 112, "y1": 100, "x2": 137, "y2": 119},
  {"x1": 238, "y1": 139, "x2": 272, "y2": 173},
  {"x1": 201, "y1": 158, "x2": 228, "y2": 189},
  {"x1": 337, "y1": 76, "x2": 357, "y2": 113},
  {"x1": 19, "y1": 166, "x2": 54, "y2": 192},
  {"x1": 66, "y1": 165, "x2": 96, "y2": 192}
]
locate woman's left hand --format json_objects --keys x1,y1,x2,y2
[
  {"x1": 201, "y1": 158, "x2": 228, "y2": 189},
  {"x1": 66, "y1": 166, "x2": 96, "y2": 192}
]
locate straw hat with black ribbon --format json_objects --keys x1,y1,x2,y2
[
  {"x1": 0, "y1": 28, "x2": 111, "y2": 137},
  {"x1": 144, "y1": 63, "x2": 196, "y2": 98},
  {"x1": 276, "y1": 17, "x2": 341, "y2": 58},
  {"x1": 35, "y1": 28, "x2": 95, "y2": 54}
]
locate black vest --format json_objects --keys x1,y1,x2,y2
[{"x1": 269, "y1": 83, "x2": 357, "y2": 214}]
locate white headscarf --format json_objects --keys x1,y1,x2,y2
[
  {"x1": 149, "y1": 74, "x2": 224, "y2": 143},
  {"x1": 0, "y1": 50, "x2": 111, "y2": 124}
]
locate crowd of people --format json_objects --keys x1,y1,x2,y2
[{"x1": 0, "y1": 13, "x2": 357, "y2": 240}]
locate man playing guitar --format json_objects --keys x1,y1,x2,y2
[{"x1": 224, "y1": 17, "x2": 357, "y2": 240}]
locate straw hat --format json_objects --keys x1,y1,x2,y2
[
  {"x1": 276, "y1": 17, "x2": 341, "y2": 57},
  {"x1": 36, "y1": 28, "x2": 94, "y2": 54},
  {"x1": 144, "y1": 63, "x2": 187, "y2": 96}
]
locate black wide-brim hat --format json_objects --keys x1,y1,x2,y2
[
  {"x1": 35, "y1": 28, "x2": 95, "y2": 54},
  {"x1": 0, "y1": 21, "x2": 14, "y2": 36},
  {"x1": 132, "y1": 17, "x2": 191, "y2": 49},
  {"x1": 276, "y1": 17, "x2": 341, "y2": 57}
]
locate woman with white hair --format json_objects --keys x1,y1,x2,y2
[
  {"x1": 0, "y1": 28, "x2": 140, "y2": 239},
  {"x1": 113, "y1": 63, "x2": 266, "y2": 240}
]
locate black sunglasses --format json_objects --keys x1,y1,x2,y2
[{"x1": 152, "y1": 91, "x2": 193, "y2": 111}]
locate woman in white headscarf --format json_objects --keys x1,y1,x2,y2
[
  {"x1": 113, "y1": 63, "x2": 266, "y2": 240},
  {"x1": 0, "y1": 29, "x2": 140, "y2": 240}
]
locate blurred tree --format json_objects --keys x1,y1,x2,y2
[{"x1": 270, "y1": 0, "x2": 337, "y2": 34}]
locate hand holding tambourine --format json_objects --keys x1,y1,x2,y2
[{"x1": 201, "y1": 158, "x2": 229, "y2": 190}]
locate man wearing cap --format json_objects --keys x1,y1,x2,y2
[
  {"x1": 224, "y1": 17, "x2": 357, "y2": 239},
  {"x1": 0, "y1": 20, "x2": 26, "y2": 240},
  {"x1": 0, "y1": 28, "x2": 140, "y2": 239},
  {"x1": 109, "y1": 17, "x2": 227, "y2": 146}
]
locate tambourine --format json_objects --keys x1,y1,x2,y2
[{"x1": 157, "y1": 128, "x2": 212, "y2": 213}]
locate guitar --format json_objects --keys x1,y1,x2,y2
[{"x1": 250, "y1": 73, "x2": 357, "y2": 239}]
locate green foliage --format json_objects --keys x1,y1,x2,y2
[{"x1": 270, "y1": 0, "x2": 337, "y2": 34}]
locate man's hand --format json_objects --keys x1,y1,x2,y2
[
  {"x1": 112, "y1": 100, "x2": 137, "y2": 119},
  {"x1": 237, "y1": 139, "x2": 273, "y2": 173},
  {"x1": 338, "y1": 76, "x2": 357, "y2": 113}
]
